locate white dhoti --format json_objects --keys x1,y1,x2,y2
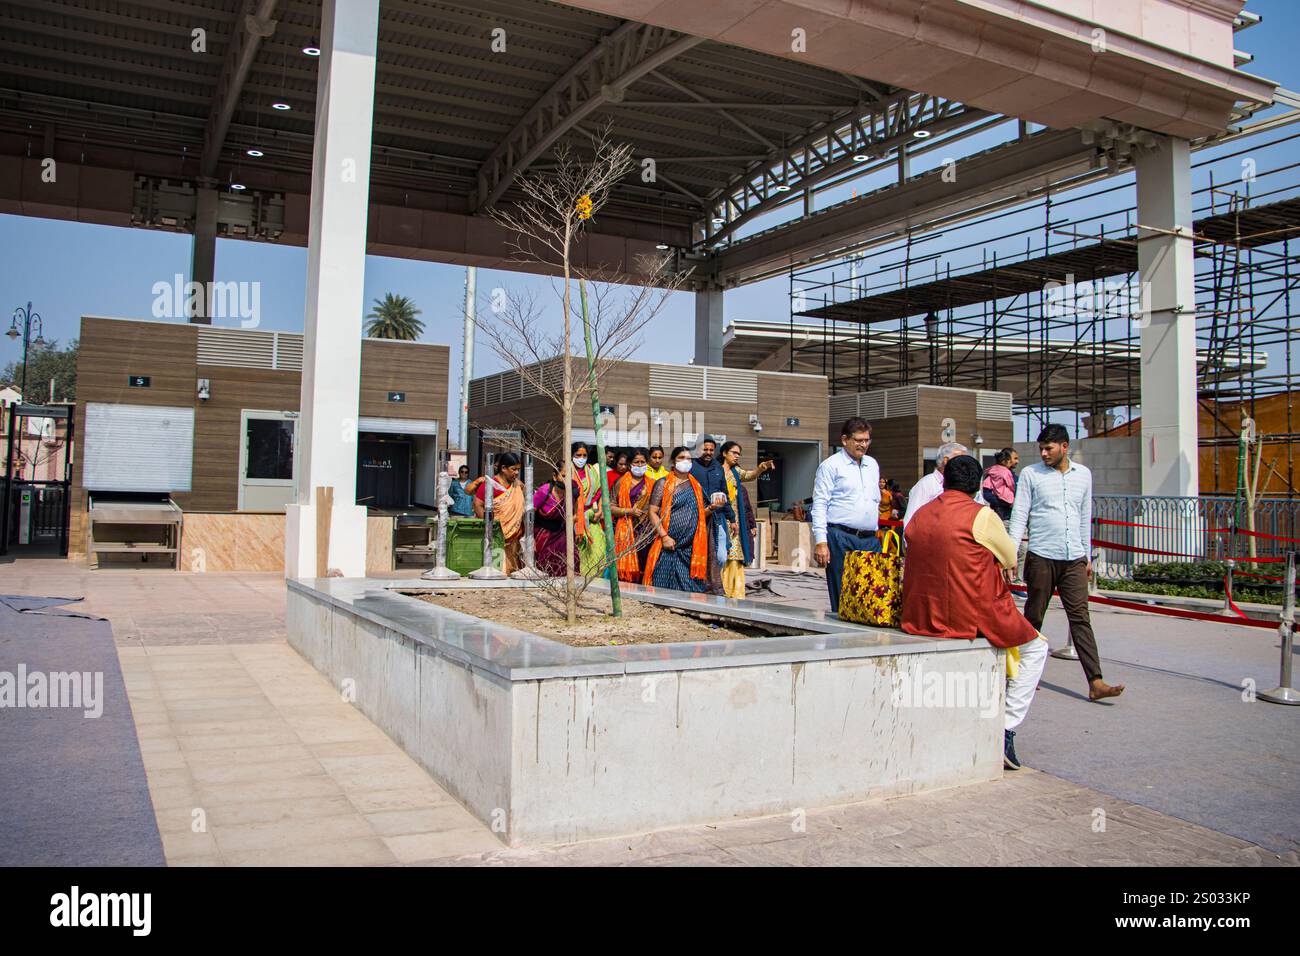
[{"x1": 1005, "y1": 634, "x2": 1048, "y2": 731}]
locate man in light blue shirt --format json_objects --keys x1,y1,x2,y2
[
  {"x1": 812, "y1": 417, "x2": 882, "y2": 614},
  {"x1": 1008, "y1": 423, "x2": 1124, "y2": 702}
]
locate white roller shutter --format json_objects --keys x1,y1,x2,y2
[
  {"x1": 358, "y1": 416, "x2": 439, "y2": 436},
  {"x1": 83, "y1": 403, "x2": 194, "y2": 492}
]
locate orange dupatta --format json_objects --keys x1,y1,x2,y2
[
  {"x1": 641, "y1": 472, "x2": 709, "y2": 585},
  {"x1": 571, "y1": 468, "x2": 590, "y2": 540},
  {"x1": 486, "y1": 478, "x2": 524, "y2": 540},
  {"x1": 614, "y1": 472, "x2": 652, "y2": 581}
]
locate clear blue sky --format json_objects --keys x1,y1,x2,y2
[{"x1": 2, "y1": 0, "x2": 1296, "y2": 446}]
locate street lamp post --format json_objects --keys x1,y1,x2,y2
[{"x1": 7, "y1": 302, "x2": 46, "y2": 397}]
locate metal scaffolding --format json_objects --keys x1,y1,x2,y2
[{"x1": 780, "y1": 127, "x2": 1300, "y2": 495}]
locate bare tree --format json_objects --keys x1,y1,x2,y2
[{"x1": 478, "y1": 128, "x2": 686, "y2": 624}]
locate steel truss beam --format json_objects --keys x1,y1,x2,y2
[
  {"x1": 200, "y1": 0, "x2": 278, "y2": 180},
  {"x1": 699, "y1": 93, "x2": 990, "y2": 247},
  {"x1": 474, "y1": 21, "x2": 704, "y2": 212}
]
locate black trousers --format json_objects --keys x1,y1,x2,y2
[{"x1": 1022, "y1": 552, "x2": 1103, "y2": 683}]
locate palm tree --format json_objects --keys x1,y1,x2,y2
[{"x1": 365, "y1": 293, "x2": 424, "y2": 340}]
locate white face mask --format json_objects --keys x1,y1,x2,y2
[
  {"x1": 572, "y1": 456, "x2": 587, "y2": 469},
  {"x1": 630, "y1": 465, "x2": 647, "y2": 478},
  {"x1": 674, "y1": 458, "x2": 693, "y2": 474}
]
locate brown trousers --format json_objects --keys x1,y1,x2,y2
[{"x1": 1022, "y1": 552, "x2": 1104, "y2": 683}]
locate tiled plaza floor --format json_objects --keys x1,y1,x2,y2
[{"x1": 1, "y1": 559, "x2": 1295, "y2": 866}]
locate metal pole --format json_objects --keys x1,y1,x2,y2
[
  {"x1": 0, "y1": 403, "x2": 14, "y2": 555},
  {"x1": 1259, "y1": 550, "x2": 1299, "y2": 705},
  {"x1": 459, "y1": 267, "x2": 476, "y2": 453},
  {"x1": 421, "y1": 471, "x2": 459, "y2": 580},
  {"x1": 511, "y1": 453, "x2": 543, "y2": 579},
  {"x1": 469, "y1": 451, "x2": 507, "y2": 580}
]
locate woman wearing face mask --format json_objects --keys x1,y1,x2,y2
[
  {"x1": 568, "y1": 440, "x2": 608, "y2": 579},
  {"x1": 646, "y1": 446, "x2": 668, "y2": 482},
  {"x1": 611, "y1": 447, "x2": 655, "y2": 583},
  {"x1": 472, "y1": 452, "x2": 524, "y2": 573},
  {"x1": 642, "y1": 446, "x2": 720, "y2": 593}
]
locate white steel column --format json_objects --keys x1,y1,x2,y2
[
  {"x1": 284, "y1": 0, "x2": 379, "y2": 579},
  {"x1": 1135, "y1": 136, "x2": 1199, "y2": 498},
  {"x1": 694, "y1": 287, "x2": 724, "y2": 367}
]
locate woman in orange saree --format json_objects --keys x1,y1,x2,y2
[
  {"x1": 611, "y1": 447, "x2": 655, "y2": 583},
  {"x1": 473, "y1": 452, "x2": 523, "y2": 572},
  {"x1": 642, "y1": 446, "x2": 720, "y2": 593}
]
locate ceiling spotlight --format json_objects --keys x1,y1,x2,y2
[
  {"x1": 774, "y1": 182, "x2": 791, "y2": 192},
  {"x1": 711, "y1": 216, "x2": 725, "y2": 225},
  {"x1": 272, "y1": 102, "x2": 291, "y2": 111},
  {"x1": 852, "y1": 153, "x2": 870, "y2": 163},
  {"x1": 302, "y1": 46, "x2": 321, "y2": 56},
  {"x1": 230, "y1": 183, "x2": 246, "y2": 191},
  {"x1": 246, "y1": 148, "x2": 264, "y2": 157},
  {"x1": 912, "y1": 129, "x2": 932, "y2": 139},
  {"x1": 655, "y1": 242, "x2": 669, "y2": 250}
]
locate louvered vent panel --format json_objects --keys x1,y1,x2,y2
[
  {"x1": 498, "y1": 370, "x2": 522, "y2": 402},
  {"x1": 274, "y1": 333, "x2": 304, "y2": 371},
  {"x1": 885, "y1": 386, "x2": 918, "y2": 418},
  {"x1": 704, "y1": 368, "x2": 757, "y2": 403},
  {"x1": 542, "y1": 360, "x2": 564, "y2": 393},
  {"x1": 828, "y1": 394, "x2": 858, "y2": 421},
  {"x1": 858, "y1": 391, "x2": 886, "y2": 420},
  {"x1": 976, "y1": 390, "x2": 1013, "y2": 421},
  {"x1": 196, "y1": 327, "x2": 275, "y2": 369},
  {"x1": 469, "y1": 378, "x2": 487, "y2": 407},
  {"x1": 649, "y1": 364, "x2": 704, "y2": 400}
]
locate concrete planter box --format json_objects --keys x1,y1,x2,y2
[{"x1": 287, "y1": 578, "x2": 1004, "y2": 846}]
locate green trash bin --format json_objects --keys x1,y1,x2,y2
[{"x1": 445, "y1": 517, "x2": 505, "y2": 576}]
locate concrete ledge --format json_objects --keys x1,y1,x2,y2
[{"x1": 286, "y1": 577, "x2": 1005, "y2": 845}]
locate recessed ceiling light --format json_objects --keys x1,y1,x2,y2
[
  {"x1": 912, "y1": 129, "x2": 932, "y2": 139},
  {"x1": 655, "y1": 242, "x2": 669, "y2": 250},
  {"x1": 272, "y1": 102, "x2": 291, "y2": 111},
  {"x1": 302, "y1": 46, "x2": 321, "y2": 56},
  {"x1": 231, "y1": 183, "x2": 246, "y2": 191},
  {"x1": 852, "y1": 153, "x2": 870, "y2": 162},
  {"x1": 774, "y1": 183, "x2": 791, "y2": 192},
  {"x1": 246, "y1": 149, "x2": 264, "y2": 157},
  {"x1": 711, "y1": 216, "x2": 725, "y2": 225}
]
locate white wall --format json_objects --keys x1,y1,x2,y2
[{"x1": 1013, "y1": 435, "x2": 1141, "y2": 496}]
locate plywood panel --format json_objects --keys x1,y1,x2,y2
[
  {"x1": 366, "y1": 515, "x2": 395, "y2": 576},
  {"x1": 179, "y1": 512, "x2": 284, "y2": 572}
]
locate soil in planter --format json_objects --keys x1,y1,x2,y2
[{"x1": 401, "y1": 589, "x2": 809, "y2": 646}]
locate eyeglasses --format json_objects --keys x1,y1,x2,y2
[{"x1": 847, "y1": 436, "x2": 872, "y2": 444}]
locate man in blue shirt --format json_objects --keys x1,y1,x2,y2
[
  {"x1": 1008, "y1": 424, "x2": 1124, "y2": 702},
  {"x1": 691, "y1": 436, "x2": 736, "y2": 595},
  {"x1": 811, "y1": 417, "x2": 882, "y2": 614}
]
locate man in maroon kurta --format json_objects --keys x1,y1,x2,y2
[{"x1": 902, "y1": 455, "x2": 1048, "y2": 769}]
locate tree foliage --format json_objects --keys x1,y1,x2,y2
[
  {"x1": 1, "y1": 338, "x2": 78, "y2": 401},
  {"x1": 364, "y1": 293, "x2": 424, "y2": 340}
]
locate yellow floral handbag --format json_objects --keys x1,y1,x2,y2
[{"x1": 838, "y1": 529, "x2": 903, "y2": 627}]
